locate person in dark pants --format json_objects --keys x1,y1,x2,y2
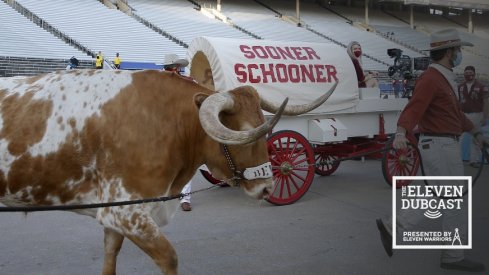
[
  {"x1": 114, "y1": 53, "x2": 121, "y2": 69},
  {"x1": 163, "y1": 54, "x2": 193, "y2": 211},
  {"x1": 458, "y1": 65, "x2": 489, "y2": 167},
  {"x1": 95, "y1": 51, "x2": 103, "y2": 69}
]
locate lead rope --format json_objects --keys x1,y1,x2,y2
[
  {"x1": 1, "y1": 144, "x2": 485, "y2": 212},
  {"x1": 0, "y1": 145, "x2": 245, "y2": 212},
  {"x1": 0, "y1": 176, "x2": 238, "y2": 212}
]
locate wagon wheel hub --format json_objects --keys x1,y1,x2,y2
[
  {"x1": 280, "y1": 161, "x2": 294, "y2": 175},
  {"x1": 398, "y1": 154, "x2": 408, "y2": 165}
]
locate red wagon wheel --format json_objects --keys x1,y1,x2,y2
[
  {"x1": 313, "y1": 145, "x2": 340, "y2": 176},
  {"x1": 266, "y1": 130, "x2": 315, "y2": 205},
  {"x1": 382, "y1": 134, "x2": 420, "y2": 188}
]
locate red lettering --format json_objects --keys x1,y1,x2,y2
[
  {"x1": 303, "y1": 47, "x2": 320, "y2": 60},
  {"x1": 275, "y1": 64, "x2": 289, "y2": 82},
  {"x1": 235, "y1": 63, "x2": 247, "y2": 83},
  {"x1": 236, "y1": 63, "x2": 338, "y2": 84},
  {"x1": 277, "y1": 47, "x2": 296, "y2": 60},
  {"x1": 265, "y1": 46, "x2": 281, "y2": 59},
  {"x1": 259, "y1": 63, "x2": 276, "y2": 83},
  {"x1": 300, "y1": 64, "x2": 315, "y2": 82},
  {"x1": 252, "y1": 46, "x2": 268, "y2": 59},
  {"x1": 291, "y1": 47, "x2": 307, "y2": 60},
  {"x1": 248, "y1": 64, "x2": 261, "y2": 83},
  {"x1": 325, "y1": 65, "x2": 338, "y2": 82},
  {"x1": 288, "y1": 64, "x2": 300, "y2": 83},
  {"x1": 315, "y1": 65, "x2": 326, "y2": 82},
  {"x1": 240, "y1": 45, "x2": 255, "y2": 59}
]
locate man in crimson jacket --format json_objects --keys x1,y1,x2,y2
[
  {"x1": 458, "y1": 65, "x2": 489, "y2": 167},
  {"x1": 376, "y1": 29, "x2": 487, "y2": 272}
]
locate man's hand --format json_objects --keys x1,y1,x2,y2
[{"x1": 393, "y1": 133, "x2": 409, "y2": 150}]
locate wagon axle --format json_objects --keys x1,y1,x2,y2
[{"x1": 278, "y1": 162, "x2": 294, "y2": 175}]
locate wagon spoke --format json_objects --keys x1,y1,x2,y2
[
  {"x1": 284, "y1": 177, "x2": 292, "y2": 198},
  {"x1": 290, "y1": 170, "x2": 307, "y2": 182},
  {"x1": 270, "y1": 144, "x2": 285, "y2": 163},
  {"x1": 290, "y1": 146, "x2": 306, "y2": 162},
  {"x1": 289, "y1": 174, "x2": 301, "y2": 191}
]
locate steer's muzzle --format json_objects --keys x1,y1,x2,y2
[{"x1": 243, "y1": 177, "x2": 274, "y2": 200}]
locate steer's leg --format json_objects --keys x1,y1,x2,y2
[
  {"x1": 102, "y1": 228, "x2": 124, "y2": 275},
  {"x1": 97, "y1": 202, "x2": 178, "y2": 274},
  {"x1": 126, "y1": 232, "x2": 178, "y2": 275}
]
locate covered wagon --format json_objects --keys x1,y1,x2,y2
[{"x1": 187, "y1": 37, "x2": 420, "y2": 205}]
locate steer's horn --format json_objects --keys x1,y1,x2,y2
[
  {"x1": 260, "y1": 81, "x2": 338, "y2": 116},
  {"x1": 199, "y1": 92, "x2": 288, "y2": 145}
]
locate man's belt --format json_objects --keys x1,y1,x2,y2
[{"x1": 420, "y1": 133, "x2": 460, "y2": 141}]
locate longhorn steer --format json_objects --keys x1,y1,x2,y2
[{"x1": 0, "y1": 69, "x2": 335, "y2": 274}]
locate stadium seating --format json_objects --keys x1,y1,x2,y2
[
  {"x1": 130, "y1": 0, "x2": 251, "y2": 47},
  {"x1": 207, "y1": 0, "x2": 325, "y2": 43},
  {"x1": 0, "y1": 1, "x2": 87, "y2": 60},
  {"x1": 1, "y1": 0, "x2": 488, "y2": 77},
  {"x1": 15, "y1": 0, "x2": 186, "y2": 63},
  {"x1": 256, "y1": 0, "x2": 425, "y2": 71}
]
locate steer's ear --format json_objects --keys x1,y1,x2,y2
[{"x1": 194, "y1": 93, "x2": 209, "y2": 109}]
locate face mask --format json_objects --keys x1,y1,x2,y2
[
  {"x1": 354, "y1": 50, "x2": 362, "y2": 58},
  {"x1": 451, "y1": 51, "x2": 462, "y2": 67}
]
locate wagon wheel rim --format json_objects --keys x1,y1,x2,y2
[
  {"x1": 313, "y1": 146, "x2": 340, "y2": 176},
  {"x1": 382, "y1": 135, "x2": 420, "y2": 188},
  {"x1": 266, "y1": 130, "x2": 315, "y2": 205}
]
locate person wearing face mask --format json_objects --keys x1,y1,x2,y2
[
  {"x1": 376, "y1": 29, "x2": 487, "y2": 272},
  {"x1": 347, "y1": 41, "x2": 378, "y2": 88},
  {"x1": 458, "y1": 66, "x2": 489, "y2": 168}
]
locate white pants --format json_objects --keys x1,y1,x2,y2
[
  {"x1": 386, "y1": 135, "x2": 467, "y2": 263},
  {"x1": 180, "y1": 181, "x2": 192, "y2": 204},
  {"x1": 462, "y1": 112, "x2": 483, "y2": 163}
]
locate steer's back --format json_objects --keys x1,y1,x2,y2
[{"x1": 0, "y1": 69, "x2": 170, "y2": 211}]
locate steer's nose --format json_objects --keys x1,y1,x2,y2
[{"x1": 262, "y1": 186, "x2": 271, "y2": 199}]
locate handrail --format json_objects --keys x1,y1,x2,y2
[
  {"x1": 441, "y1": 14, "x2": 467, "y2": 28},
  {"x1": 200, "y1": 5, "x2": 262, "y2": 40},
  {"x1": 380, "y1": 7, "x2": 411, "y2": 26},
  {"x1": 253, "y1": 0, "x2": 282, "y2": 17},
  {"x1": 131, "y1": 12, "x2": 188, "y2": 48},
  {"x1": 316, "y1": 2, "x2": 353, "y2": 25},
  {"x1": 103, "y1": 58, "x2": 116, "y2": 70}
]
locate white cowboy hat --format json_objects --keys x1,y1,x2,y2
[
  {"x1": 425, "y1": 29, "x2": 473, "y2": 51},
  {"x1": 163, "y1": 54, "x2": 189, "y2": 67}
]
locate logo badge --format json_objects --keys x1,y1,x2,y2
[{"x1": 393, "y1": 176, "x2": 472, "y2": 249}]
